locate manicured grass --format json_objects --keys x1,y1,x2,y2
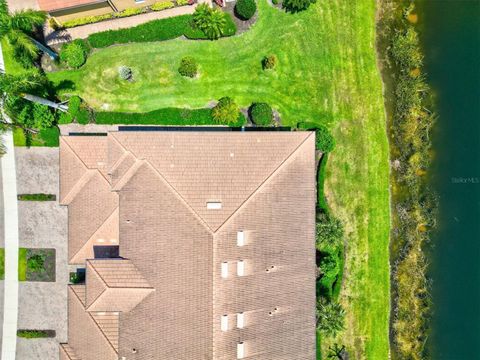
[
  {"x1": 13, "y1": 127, "x2": 60, "y2": 147},
  {"x1": 0, "y1": 248, "x2": 5, "y2": 280},
  {"x1": 18, "y1": 248, "x2": 27, "y2": 281},
  {"x1": 1, "y1": 39, "x2": 29, "y2": 76},
  {"x1": 48, "y1": 1, "x2": 390, "y2": 358},
  {"x1": 17, "y1": 194, "x2": 56, "y2": 201}
]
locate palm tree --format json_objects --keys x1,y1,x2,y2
[
  {"x1": 0, "y1": 0, "x2": 57, "y2": 59},
  {"x1": 316, "y1": 298, "x2": 345, "y2": 337},
  {"x1": 193, "y1": 4, "x2": 226, "y2": 40},
  {"x1": 0, "y1": 71, "x2": 67, "y2": 112}
]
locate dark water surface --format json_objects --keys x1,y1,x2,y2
[{"x1": 417, "y1": 1, "x2": 480, "y2": 359}]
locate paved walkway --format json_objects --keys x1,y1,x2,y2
[
  {"x1": 0, "y1": 41, "x2": 19, "y2": 360},
  {"x1": 45, "y1": 5, "x2": 198, "y2": 45},
  {"x1": 0, "y1": 130, "x2": 19, "y2": 360}
]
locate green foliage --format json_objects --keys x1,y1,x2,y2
[
  {"x1": 62, "y1": 14, "x2": 112, "y2": 28},
  {"x1": 193, "y1": 4, "x2": 227, "y2": 40},
  {"x1": 116, "y1": 7, "x2": 143, "y2": 18},
  {"x1": 249, "y1": 102, "x2": 273, "y2": 125},
  {"x1": 17, "y1": 193, "x2": 56, "y2": 201},
  {"x1": 262, "y1": 54, "x2": 277, "y2": 70},
  {"x1": 118, "y1": 65, "x2": 133, "y2": 80},
  {"x1": 177, "y1": 0, "x2": 191, "y2": 5},
  {"x1": 17, "y1": 330, "x2": 52, "y2": 338},
  {"x1": 60, "y1": 40, "x2": 87, "y2": 68},
  {"x1": 235, "y1": 0, "x2": 257, "y2": 20},
  {"x1": 0, "y1": 248, "x2": 4, "y2": 280},
  {"x1": 87, "y1": 15, "x2": 191, "y2": 47},
  {"x1": 27, "y1": 253, "x2": 45, "y2": 272},
  {"x1": 316, "y1": 213, "x2": 344, "y2": 249},
  {"x1": 391, "y1": 27, "x2": 423, "y2": 70},
  {"x1": 283, "y1": 0, "x2": 315, "y2": 12},
  {"x1": 317, "y1": 153, "x2": 328, "y2": 211},
  {"x1": 151, "y1": 1, "x2": 175, "y2": 11},
  {"x1": 272, "y1": 0, "x2": 279, "y2": 5},
  {"x1": 59, "y1": 95, "x2": 90, "y2": 124},
  {"x1": 316, "y1": 298, "x2": 345, "y2": 337},
  {"x1": 95, "y1": 107, "x2": 246, "y2": 127},
  {"x1": 211, "y1": 97, "x2": 240, "y2": 124},
  {"x1": 315, "y1": 125, "x2": 335, "y2": 152},
  {"x1": 178, "y1": 56, "x2": 198, "y2": 78},
  {"x1": 15, "y1": 101, "x2": 55, "y2": 130}
]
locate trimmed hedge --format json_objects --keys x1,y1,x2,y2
[
  {"x1": 17, "y1": 194, "x2": 56, "y2": 201},
  {"x1": 249, "y1": 102, "x2": 273, "y2": 125},
  {"x1": 17, "y1": 330, "x2": 55, "y2": 339},
  {"x1": 95, "y1": 107, "x2": 246, "y2": 127},
  {"x1": 151, "y1": 1, "x2": 175, "y2": 11},
  {"x1": 235, "y1": 0, "x2": 257, "y2": 20},
  {"x1": 88, "y1": 14, "x2": 237, "y2": 47}
]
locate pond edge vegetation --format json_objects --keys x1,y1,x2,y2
[{"x1": 377, "y1": 1, "x2": 437, "y2": 359}]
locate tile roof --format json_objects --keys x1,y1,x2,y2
[
  {"x1": 38, "y1": 0, "x2": 107, "y2": 12},
  {"x1": 61, "y1": 131, "x2": 316, "y2": 360}
]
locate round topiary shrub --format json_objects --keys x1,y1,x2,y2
[
  {"x1": 262, "y1": 54, "x2": 277, "y2": 70},
  {"x1": 315, "y1": 125, "x2": 335, "y2": 152},
  {"x1": 235, "y1": 0, "x2": 257, "y2": 20},
  {"x1": 211, "y1": 97, "x2": 239, "y2": 124},
  {"x1": 118, "y1": 66, "x2": 133, "y2": 80},
  {"x1": 249, "y1": 102, "x2": 274, "y2": 126},
  {"x1": 178, "y1": 56, "x2": 198, "y2": 78},
  {"x1": 60, "y1": 41, "x2": 87, "y2": 69}
]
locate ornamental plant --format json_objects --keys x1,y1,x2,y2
[
  {"x1": 193, "y1": 4, "x2": 226, "y2": 40},
  {"x1": 60, "y1": 40, "x2": 88, "y2": 68},
  {"x1": 315, "y1": 125, "x2": 335, "y2": 152},
  {"x1": 178, "y1": 56, "x2": 198, "y2": 78},
  {"x1": 211, "y1": 97, "x2": 239, "y2": 124},
  {"x1": 283, "y1": 0, "x2": 316, "y2": 12},
  {"x1": 249, "y1": 102, "x2": 273, "y2": 125},
  {"x1": 235, "y1": 0, "x2": 257, "y2": 20},
  {"x1": 262, "y1": 54, "x2": 277, "y2": 70}
]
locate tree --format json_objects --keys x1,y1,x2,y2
[
  {"x1": 0, "y1": 0, "x2": 56, "y2": 59},
  {"x1": 193, "y1": 4, "x2": 226, "y2": 40},
  {"x1": 327, "y1": 343, "x2": 349, "y2": 360},
  {"x1": 316, "y1": 298, "x2": 345, "y2": 337},
  {"x1": 211, "y1": 97, "x2": 239, "y2": 124},
  {"x1": 283, "y1": 0, "x2": 316, "y2": 13}
]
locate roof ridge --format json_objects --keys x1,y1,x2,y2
[
  {"x1": 69, "y1": 207, "x2": 119, "y2": 263},
  {"x1": 60, "y1": 169, "x2": 96, "y2": 205},
  {"x1": 89, "y1": 312, "x2": 119, "y2": 352},
  {"x1": 68, "y1": 284, "x2": 86, "y2": 307},
  {"x1": 85, "y1": 260, "x2": 108, "y2": 310},
  {"x1": 214, "y1": 131, "x2": 315, "y2": 233},
  {"x1": 111, "y1": 159, "x2": 146, "y2": 192},
  {"x1": 108, "y1": 150, "x2": 130, "y2": 175},
  {"x1": 86, "y1": 311, "x2": 118, "y2": 354}
]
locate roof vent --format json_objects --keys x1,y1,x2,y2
[
  {"x1": 207, "y1": 202, "x2": 222, "y2": 210},
  {"x1": 237, "y1": 312, "x2": 245, "y2": 329},
  {"x1": 221, "y1": 262, "x2": 228, "y2": 279},
  {"x1": 221, "y1": 314, "x2": 228, "y2": 332},
  {"x1": 237, "y1": 231, "x2": 245, "y2": 247},
  {"x1": 237, "y1": 260, "x2": 245, "y2": 276},
  {"x1": 237, "y1": 342, "x2": 245, "y2": 359}
]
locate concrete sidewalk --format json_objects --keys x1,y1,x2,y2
[{"x1": 45, "y1": 5, "x2": 197, "y2": 45}]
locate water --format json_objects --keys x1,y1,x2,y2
[{"x1": 417, "y1": 1, "x2": 480, "y2": 358}]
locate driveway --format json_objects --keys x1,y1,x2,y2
[{"x1": 15, "y1": 147, "x2": 67, "y2": 360}]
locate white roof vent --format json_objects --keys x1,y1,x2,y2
[
  {"x1": 221, "y1": 262, "x2": 229, "y2": 279},
  {"x1": 237, "y1": 342, "x2": 245, "y2": 359},
  {"x1": 237, "y1": 312, "x2": 245, "y2": 329},
  {"x1": 221, "y1": 314, "x2": 229, "y2": 332},
  {"x1": 237, "y1": 260, "x2": 245, "y2": 277},
  {"x1": 237, "y1": 231, "x2": 245, "y2": 247},
  {"x1": 207, "y1": 202, "x2": 222, "y2": 210}
]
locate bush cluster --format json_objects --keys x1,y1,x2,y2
[
  {"x1": 235, "y1": 0, "x2": 257, "y2": 20},
  {"x1": 283, "y1": 0, "x2": 316, "y2": 12},
  {"x1": 178, "y1": 56, "x2": 198, "y2": 78},
  {"x1": 192, "y1": 4, "x2": 230, "y2": 40},
  {"x1": 249, "y1": 102, "x2": 273, "y2": 126},
  {"x1": 315, "y1": 125, "x2": 335, "y2": 152},
  {"x1": 58, "y1": 96, "x2": 90, "y2": 124},
  {"x1": 211, "y1": 97, "x2": 240, "y2": 124},
  {"x1": 151, "y1": 1, "x2": 175, "y2": 11},
  {"x1": 262, "y1": 54, "x2": 277, "y2": 70},
  {"x1": 60, "y1": 39, "x2": 89, "y2": 68}
]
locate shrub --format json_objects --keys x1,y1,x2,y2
[
  {"x1": 262, "y1": 54, "x2": 277, "y2": 70},
  {"x1": 32, "y1": 103, "x2": 55, "y2": 130},
  {"x1": 249, "y1": 102, "x2": 273, "y2": 125},
  {"x1": 193, "y1": 4, "x2": 226, "y2": 39},
  {"x1": 283, "y1": 0, "x2": 316, "y2": 12},
  {"x1": 118, "y1": 66, "x2": 133, "y2": 80},
  {"x1": 211, "y1": 97, "x2": 240, "y2": 124},
  {"x1": 17, "y1": 330, "x2": 53, "y2": 339},
  {"x1": 235, "y1": 0, "x2": 257, "y2": 20},
  {"x1": 62, "y1": 13, "x2": 113, "y2": 28},
  {"x1": 27, "y1": 254, "x2": 45, "y2": 272},
  {"x1": 177, "y1": 0, "x2": 192, "y2": 5},
  {"x1": 315, "y1": 125, "x2": 335, "y2": 152},
  {"x1": 60, "y1": 41, "x2": 87, "y2": 68},
  {"x1": 17, "y1": 194, "x2": 56, "y2": 201},
  {"x1": 116, "y1": 7, "x2": 143, "y2": 17},
  {"x1": 178, "y1": 56, "x2": 198, "y2": 78},
  {"x1": 272, "y1": 0, "x2": 279, "y2": 4},
  {"x1": 151, "y1": 1, "x2": 175, "y2": 11},
  {"x1": 391, "y1": 27, "x2": 423, "y2": 69},
  {"x1": 48, "y1": 17, "x2": 61, "y2": 30},
  {"x1": 316, "y1": 213, "x2": 343, "y2": 249},
  {"x1": 316, "y1": 299, "x2": 345, "y2": 337}
]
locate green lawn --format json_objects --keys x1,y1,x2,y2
[
  {"x1": 0, "y1": 248, "x2": 5, "y2": 280},
  {"x1": 48, "y1": 0, "x2": 390, "y2": 358},
  {"x1": 18, "y1": 248, "x2": 27, "y2": 281}
]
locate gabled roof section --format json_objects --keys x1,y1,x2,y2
[
  {"x1": 90, "y1": 312, "x2": 119, "y2": 352},
  {"x1": 109, "y1": 132, "x2": 313, "y2": 231},
  {"x1": 59, "y1": 343, "x2": 81, "y2": 360}
]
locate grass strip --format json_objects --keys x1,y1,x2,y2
[
  {"x1": 17, "y1": 330, "x2": 55, "y2": 338},
  {"x1": 0, "y1": 248, "x2": 4, "y2": 280},
  {"x1": 17, "y1": 194, "x2": 56, "y2": 201},
  {"x1": 18, "y1": 248, "x2": 27, "y2": 282}
]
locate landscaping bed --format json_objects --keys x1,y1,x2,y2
[
  {"x1": 18, "y1": 248, "x2": 56, "y2": 282},
  {"x1": 17, "y1": 330, "x2": 56, "y2": 338},
  {"x1": 17, "y1": 194, "x2": 56, "y2": 201}
]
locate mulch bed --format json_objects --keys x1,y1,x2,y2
[
  {"x1": 26, "y1": 248, "x2": 56, "y2": 282},
  {"x1": 220, "y1": 2, "x2": 258, "y2": 34}
]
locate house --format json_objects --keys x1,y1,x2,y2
[
  {"x1": 37, "y1": 0, "x2": 158, "y2": 23},
  {"x1": 58, "y1": 130, "x2": 317, "y2": 360}
]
